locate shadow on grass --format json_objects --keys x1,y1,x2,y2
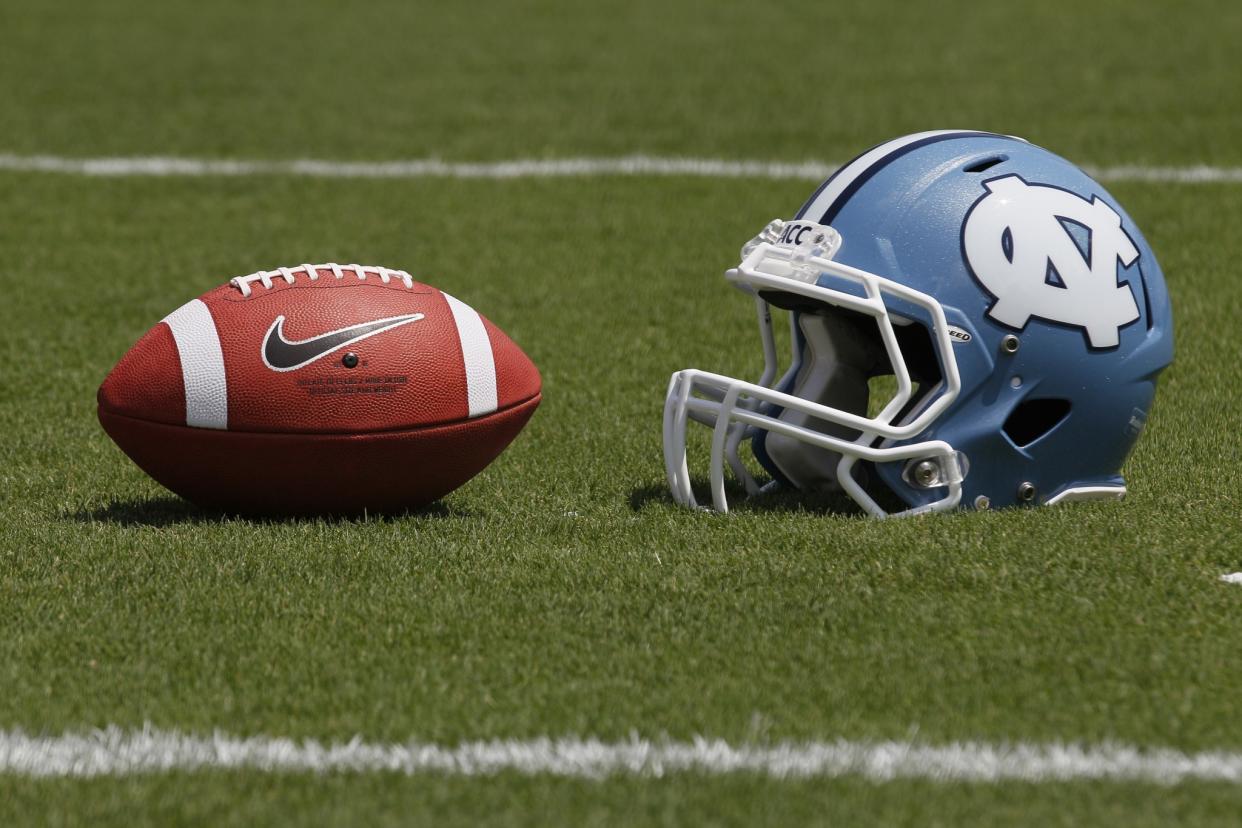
[
  {"x1": 66, "y1": 496, "x2": 470, "y2": 527},
  {"x1": 628, "y1": 479, "x2": 864, "y2": 516}
]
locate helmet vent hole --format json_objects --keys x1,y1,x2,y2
[
  {"x1": 1141, "y1": 270, "x2": 1154, "y2": 332},
  {"x1": 963, "y1": 155, "x2": 1008, "y2": 173},
  {"x1": 1003, "y1": 398, "x2": 1071, "y2": 448}
]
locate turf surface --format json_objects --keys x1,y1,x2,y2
[
  {"x1": 2, "y1": 0, "x2": 1242, "y2": 824},
  {"x1": 6, "y1": 774, "x2": 1242, "y2": 828}
]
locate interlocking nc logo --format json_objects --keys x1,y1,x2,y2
[{"x1": 962, "y1": 175, "x2": 1141, "y2": 348}]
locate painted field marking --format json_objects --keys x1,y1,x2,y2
[
  {"x1": 2, "y1": 726, "x2": 1242, "y2": 782},
  {"x1": 0, "y1": 154, "x2": 1240, "y2": 183}
]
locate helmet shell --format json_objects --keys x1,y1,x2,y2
[{"x1": 763, "y1": 132, "x2": 1173, "y2": 510}]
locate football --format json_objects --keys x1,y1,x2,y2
[{"x1": 97, "y1": 263, "x2": 542, "y2": 516}]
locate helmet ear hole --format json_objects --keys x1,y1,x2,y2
[{"x1": 1003, "y1": 399, "x2": 1072, "y2": 447}]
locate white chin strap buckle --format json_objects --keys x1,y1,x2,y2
[{"x1": 903, "y1": 452, "x2": 969, "y2": 489}]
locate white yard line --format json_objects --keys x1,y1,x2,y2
[
  {"x1": 0, "y1": 155, "x2": 836, "y2": 180},
  {"x1": 0, "y1": 153, "x2": 1240, "y2": 183},
  {"x1": 1, "y1": 726, "x2": 1241, "y2": 782}
]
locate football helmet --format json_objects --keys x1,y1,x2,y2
[{"x1": 663, "y1": 130, "x2": 1173, "y2": 517}]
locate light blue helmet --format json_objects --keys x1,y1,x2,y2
[{"x1": 663, "y1": 130, "x2": 1173, "y2": 517}]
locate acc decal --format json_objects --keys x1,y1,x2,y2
[{"x1": 962, "y1": 175, "x2": 1140, "y2": 348}]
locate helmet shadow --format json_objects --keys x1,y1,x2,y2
[{"x1": 627, "y1": 478, "x2": 864, "y2": 517}]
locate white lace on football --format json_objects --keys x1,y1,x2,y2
[{"x1": 229, "y1": 263, "x2": 415, "y2": 297}]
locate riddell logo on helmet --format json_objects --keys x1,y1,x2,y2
[{"x1": 962, "y1": 174, "x2": 1142, "y2": 349}]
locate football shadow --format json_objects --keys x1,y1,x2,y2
[
  {"x1": 627, "y1": 479, "x2": 862, "y2": 516},
  {"x1": 67, "y1": 495, "x2": 471, "y2": 527}
]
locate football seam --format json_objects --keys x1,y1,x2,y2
[{"x1": 97, "y1": 392, "x2": 541, "y2": 437}]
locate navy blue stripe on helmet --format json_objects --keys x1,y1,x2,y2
[{"x1": 807, "y1": 131, "x2": 1020, "y2": 225}]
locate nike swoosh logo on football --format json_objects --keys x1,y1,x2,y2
[{"x1": 261, "y1": 313, "x2": 425, "y2": 372}]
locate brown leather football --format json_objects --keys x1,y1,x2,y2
[{"x1": 98, "y1": 263, "x2": 541, "y2": 515}]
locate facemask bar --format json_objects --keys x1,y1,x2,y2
[{"x1": 663, "y1": 220, "x2": 966, "y2": 518}]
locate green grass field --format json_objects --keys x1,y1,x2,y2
[{"x1": 3, "y1": 0, "x2": 1242, "y2": 823}]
